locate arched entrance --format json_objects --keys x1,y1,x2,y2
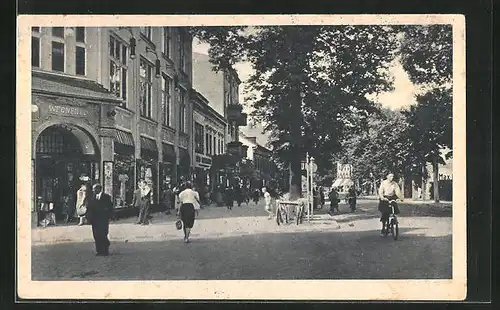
[{"x1": 34, "y1": 124, "x2": 100, "y2": 221}]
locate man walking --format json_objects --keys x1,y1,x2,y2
[
  {"x1": 262, "y1": 187, "x2": 273, "y2": 219},
  {"x1": 132, "y1": 180, "x2": 143, "y2": 223},
  {"x1": 86, "y1": 183, "x2": 113, "y2": 256}
]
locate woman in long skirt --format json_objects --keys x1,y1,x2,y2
[
  {"x1": 178, "y1": 182, "x2": 201, "y2": 243},
  {"x1": 75, "y1": 183, "x2": 89, "y2": 226}
]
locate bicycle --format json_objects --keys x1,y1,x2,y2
[{"x1": 383, "y1": 199, "x2": 399, "y2": 240}]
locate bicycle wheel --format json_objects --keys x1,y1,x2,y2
[
  {"x1": 383, "y1": 219, "x2": 390, "y2": 236},
  {"x1": 392, "y1": 219, "x2": 399, "y2": 240}
]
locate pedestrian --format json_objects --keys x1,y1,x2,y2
[
  {"x1": 252, "y1": 188, "x2": 260, "y2": 205},
  {"x1": 137, "y1": 180, "x2": 153, "y2": 225},
  {"x1": 178, "y1": 182, "x2": 201, "y2": 243},
  {"x1": 328, "y1": 187, "x2": 340, "y2": 214},
  {"x1": 319, "y1": 187, "x2": 325, "y2": 208},
  {"x1": 132, "y1": 180, "x2": 143, "y2": 222},
  {"x1": 378, "y1": 173, "x2": 403, "y2": 235},
  {"x1": 347, "y1": 185, "x2": 357, "y2": 212},
  {"x1": 86, "y1": 183, "x2": 113, "y2": 256},
  {"x1": 75, "y1": 183, "x2": 89, "y2": 226},
  {"x1": 161, "y1": 183, "x2": 173, "y2": 215},
  {"x1": 61, "y1": 191, "x2": 75, "y2": 224},
  {"x1": 262, "y1": 187, "x2": 273, "y2": 219}
]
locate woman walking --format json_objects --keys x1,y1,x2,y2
[
  {"x1": 178, "y1": 182, "x2": 201, "y2": 243},
  {"x1": 75, "y1": 183, "x2": 89, "y2": 226},
  {"x1": 137, "y1": 180, "x2": 153, "y2": 225}
]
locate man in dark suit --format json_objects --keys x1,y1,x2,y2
[{"x1": 87, "y1": 183, "x2": 113, "y2": 256}]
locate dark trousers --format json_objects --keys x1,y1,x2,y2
[
  {"x1": 138, "y1": 203, "x2": 151, "y2": 224},
  {"x1": 92, "y1": 221, "x2": 110, "y2": 254}
]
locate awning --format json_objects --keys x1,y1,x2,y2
[
  {"x1": 140, "y1": 137, "x2": 158, "y2": 152},
  {"x1": 114, "y1": 130, "x2": 134, "y2": 147},
  {"x1": 162, "y1": 143, "x2": 176, "y2": 162}
]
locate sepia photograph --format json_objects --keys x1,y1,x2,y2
[{"x1": 16, "y1": 14, "x2": 466, "y2": 300}]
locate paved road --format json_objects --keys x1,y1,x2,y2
[{"x1": 31, "y1": 199, "x2": 452, "y2": 280}]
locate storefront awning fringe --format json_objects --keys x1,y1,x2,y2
[
  {"x1": 140, "y1": 137, "x2": 158, "y2": 153},
  {"x1": 114, "y1": 130, "x2": 134, "y2": 147}
]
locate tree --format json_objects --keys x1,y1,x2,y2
[
  {"x1": 398, "y1": 24, "x2": 453, "y2": 202},
  {"x1": 244, "y1": 26, "x2": 398, "y2": 195}
]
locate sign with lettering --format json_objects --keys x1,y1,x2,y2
[
  {"x1": 48, "y1": 104, "x2": 89, "y2": 117},
  {"x1": 201, "y1": 157, "x2": 212, "y2": 165}
]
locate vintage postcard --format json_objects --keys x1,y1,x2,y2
[{"x1": 16, "y1": 14, "x2": 466, "y2": 300}]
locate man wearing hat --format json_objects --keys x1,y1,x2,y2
[{"x1": 87, "y1": 183, "x2": 113, "y2": 256}]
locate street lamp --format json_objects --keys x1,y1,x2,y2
[
  {"x1": 118, "y1": 27, "x2": 137, "y2": 60},
  {"x1": 145, "y1": 47, "x2": 161, "y2": 78}
]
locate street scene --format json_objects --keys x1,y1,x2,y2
[
  {"x1": 32, "y1": 197, "x2": 452, "y2": 280},
  {"x1": 29, "y1": 24, "x2": 454, "y2": 281}
]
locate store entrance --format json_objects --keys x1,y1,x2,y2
[{"x1": 35, "y1": 125, "x2": 100, "y2": 221}]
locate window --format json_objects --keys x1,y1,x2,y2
[
  {"x1": 140, "y1": 58, "x2": 153, "y2": 118},
  {"x1": 75, "y1": 46, "x2": 85, "y2": 75},
  {"x1": 162, "y1": 27, "x2": 171, "y2": 58},
  {"x1": 52, "y1": 27, "x2": 64, "y2": 38},
  {"x1": 213, "y1": 136, "x2": 217, "y2": 156},
  {"x1": 75, "y1": 27, "x2": 85, "y2": 43},
  {"x1": 51, "y1": 42, "x2": 65, "y2": 72},
  {"x1": 195, "y1": 122, "x2": 205, "y2": 154},
  {"x1": 32, "y1": 27, "x2": 40, "y2": 33},
  {"x1": 140, "y1": 27, "x2": 152, "y2": 41},
  {"x1": 205, "y1": 133, "x2": 210, "y2": 155},
  {"x1": 179, "y1": 88, "x2": 187, "y2": 133},
  {"x1": 178, "y1": 30, "x2": 186, "y2": 72},
  {"x1": 109, "y1": 36, "x2": 128, "y2": 105},
  {"x1": 32, "y1": 36, "x2": 40, "y2": 67},
  {"x1": 161, "y1": 75, "x2": 173, "y2": 126}
]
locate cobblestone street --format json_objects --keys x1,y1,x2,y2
[{"x1": 31, "y1": 198, "x2": 452, "y2": 280}]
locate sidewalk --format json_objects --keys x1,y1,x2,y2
[
  {"x1": 32, "y1": 205, "x2": 340, "y2": 245},
  {"x1": 360, "y1": 196, "x2": 452, "y2": 207}
]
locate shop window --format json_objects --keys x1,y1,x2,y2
[
  {"x1": 32, "y1": 36, "x2": 40, "y2": 67},
  {"x1": 140, "y1": 58, "x2": 153, "y2": 118},
  {"x1": 205, "y1": 133, "x2": 210, "y2": 155},
  {"x1": 113, "y1": 153, "x2": 135, "y2": 208},
  {"x1": 161, "y1": 74, "x2": 172, "y2": 126},
  {"x1": 75, "y1": 46, "x2": 85, "y2": 75},
  {"x1": 109, "y1": 36, "x2": 128, "y2": 106},
  {"x1": 51, "y1": 41, "x2": 65, "y2": 72}
]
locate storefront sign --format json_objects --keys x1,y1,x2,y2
[
  {"x1": 202, "y1": 157, "x2": 212, "y2": 165},
  {"x1": 48, "y1": 104, "x2": 89, "y2": 117}
]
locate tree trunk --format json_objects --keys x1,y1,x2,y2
[
  {"x1": 421, "y1": 164, "x2": 426, "y2": 201},
  {"x1": 288, "y1": 159, "x2": 302, "y2": 197},
  {"x1": 433, "y1": 158, "x2": 440, "y2": 202}
]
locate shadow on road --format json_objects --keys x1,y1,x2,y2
[{"x1": 32, "y1": 226, "x2": 452, "y2": 281}]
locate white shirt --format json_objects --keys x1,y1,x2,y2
[
  {"x1": 96, "y1": 192, "x2": 102, "y2": 200},
  {"x1": 378, "y1": 180, "x2": 402, "y2": 199},
  {"x1": 264, "y1": 192, "x2": 271, "y2": 206},
  {"x1": 178, "y1": 189, "x2": 201, "y2": 210}
]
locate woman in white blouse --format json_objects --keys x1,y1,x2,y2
[{"x1": 178, "y1": 182, "x2": 201, "y2": 243}]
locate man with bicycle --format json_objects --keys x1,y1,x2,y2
[{"x1": 378, "y1": 173, "x2": 403, "y2": 235}]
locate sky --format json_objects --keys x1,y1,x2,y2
[{"x1": 193, "y1": 39, "x2": 418, "y2": 113}]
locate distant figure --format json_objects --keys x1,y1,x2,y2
[
  {"x1": 137, "y1": 180, "x2": 153, "y2": 225},
  {"x1": 262, "y1": 187, "x2": 273, "y2": 219},
  {"x1": 86, "y1": 183, "x2": 112, "y2": 256},
  {"x1": 131, "y1": 181, "x2": 143, "y2": 220},
  {"x1": 75, "y1": 183, "x2": 89, "y2": 226},
  {"x1": 161, "y1": 183, "x2": 173, "y2": 215},
  {"x1": 225, "y1": 187, "x2": 234, "y2": 210},
  {"x1": 178, "y1": 182, "x2": 201, "y2": 243},
  {"x1": 252, "y1": 189, "x2": 260, "y2": 205},
  {"x1": 328, "y1": 187, "x2": 340, "y2": 214},
  {"x1": 319, "y1": 187, "x2": 325, "y2": 208},
  {"x1": 347, "y1": 185, "x2": 357, "y2": 212}
]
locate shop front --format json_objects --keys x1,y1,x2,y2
[
  {"x1": 160, "y1": 143, "x2": 176, "y2": 188},
  {"x1": 32, "y1": 71, "x2": 120, "y2": 226},
  {"x1": 194, "y1": 154, "x2": 212, "y2": 189},
  {"x1": 178, "y1": 147, "x2": 191, "y2": 184},
  {"x1": 137, "y1": 137, "x2": 159, "y2": 204},
  {"x1": 113, "y1": 130, "x2": 135, "y2": 209}
]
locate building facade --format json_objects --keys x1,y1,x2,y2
[
  {"x1": 239, "y1": 132, "x2": 277, "y2": 190},
  {"x1": 192, "y1": 52, "x2": 247, "y2": 187},
  {"x1": 31, "y1": 26, "x2": 193, "y2": 224},
  {"x1": 191, "y1": 89, "x2": 227, "y2": 190}
]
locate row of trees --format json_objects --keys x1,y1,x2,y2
[{"x1": 190, "y1": 24, "x2": 453, "y2": 201}]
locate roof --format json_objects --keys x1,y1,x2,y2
[
  {"x1": 191, "y1": 88, "x2": 227, "y2": 125},
  {"x1": 32, "y1": 70, "x2": 121, "y2": 103}
]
